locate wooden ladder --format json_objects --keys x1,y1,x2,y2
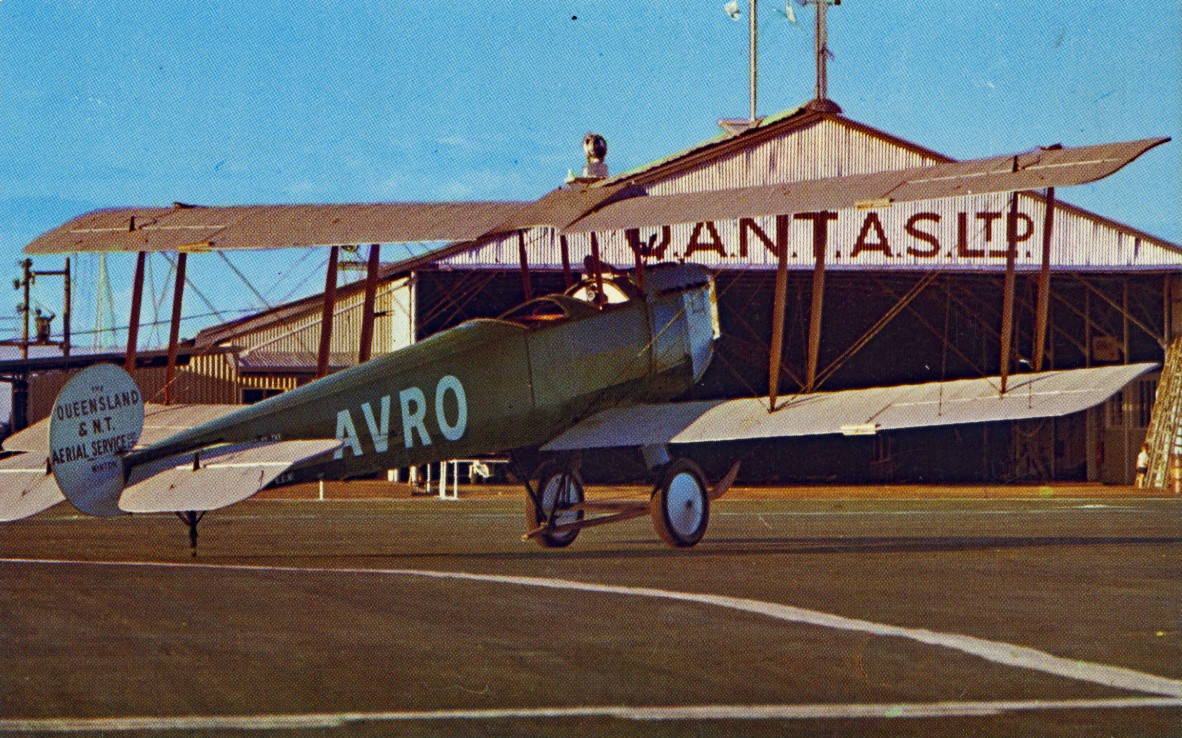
[{"x1": 1140, "y1": 338, "x2": 1182, "y2": 489}]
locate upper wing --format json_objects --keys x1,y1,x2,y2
[
  {"x1": 23, "y1": 137, "x2": 1167, "y2": 254},
  {"x1": 541, "y1": 364, "x2": 1156, "y2": 451},
  {"x1": 563, "y1": 137, "x2": 1170, "y2": 233},
  {"x1": 23, "y1": 201, "x2": 529, "y2": 254}
]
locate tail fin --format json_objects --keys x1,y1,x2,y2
[{"x1": 48, "y1": 364, "x2": 144, "y2": 517}]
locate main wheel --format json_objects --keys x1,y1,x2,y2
[
  {"x1": 525, "y1": 465, "x2": 585, "y2": 548},
  {"x1": 650, "y1": 458, "x2": 710, "y2": 548}
]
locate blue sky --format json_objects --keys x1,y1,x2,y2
[{"x1": 0, "y1": 0, "x2": 1178, "y2": 347}]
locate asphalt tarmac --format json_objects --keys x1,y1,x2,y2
[{"x1": 1, "y1": 490, "x2": 1179, "y2": 737}]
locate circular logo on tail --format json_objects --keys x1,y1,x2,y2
[{"x1": 48, "y1": 364, "x2": 144, "y2": 517}]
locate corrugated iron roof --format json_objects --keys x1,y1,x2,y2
[
  {"x1": 541, "y1": 363, "x2": 1156, "y2": 451},
  {"x1": 235, "y1": 351, "x2": 354, "y2": 375},
  {"x1": 603, "y1": 104, "x2": 818, "y2": 185},
  {"x1": 0, "y1": 346, "x2": 233, "y2": 374}
]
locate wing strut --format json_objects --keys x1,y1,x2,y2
[
  {"x1": 163, "y1": 252, "x2": 187, "y2": 405},
  {"x1": 124, "y1": 252, "x2": 147, "y2": 374},
  {"x1": 315, "y1": 246, "x2": 339, "y2": 378},
  {"x1": 516, "y1": 231, "x2": 533, "y2": 300},
  {"x1": 768, "y1": 214, "x2": 791, "y2": 409},
  {"x1": 358, "y1": 244, "x2": 381, "y2": 364},
  {"x1": 1032, "y1": 188, "x2": 1056, "y2": 372},
  {"x1": 999, "y1": 193, "x2": 1020, "y2": 394},
  {"x1": 804, "y1": 214, "x2": 828, "y2": 393}
]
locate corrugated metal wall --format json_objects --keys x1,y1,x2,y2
[{"x1": 239, "y1": 278, "x2": 413, "y2": 357}]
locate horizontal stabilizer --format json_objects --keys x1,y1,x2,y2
[
  {"x1": 543, "y1": 364, "x2": 1156, "y2": 451},
  {"x1": 118, "y1": 439, "x2": 340, "y2": 514},
  {"x1": 4, "y1": 403, "x2": 242, "y2": 454},
  {"x1": 0, "y1": 453, "x2": 64, "y2": 521}
]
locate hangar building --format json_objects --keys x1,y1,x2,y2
[{"x1": 18, "y1": 102, "x2": 1181, "y2": 485}]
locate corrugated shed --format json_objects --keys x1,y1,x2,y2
[{"x1": 228, "y1": 279, "x2": 413, "y2": 361}]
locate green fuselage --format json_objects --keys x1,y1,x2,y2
[{"x1": 129, "y1": 266, "x2": 718, "y2": 481}]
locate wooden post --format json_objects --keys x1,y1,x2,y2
[
  {"x1": 124, "y1": 252, "x2": 147, "y2": 374},
  {"x1": 590, "y1": 232, "x2": 605, "y2": 308},
  {"x1": 626, "y1": 228, "x2": 645, "y2": 291},
  {"x1": 62, "y1": 258, "x2": 71, "y2": 358},
  {"x1": 804, "y1": 227, "x2": 827, "y2": 393},
  {"x1": 316, "y1": 246, "x2": 340, "y2": 379},
  {"x1": 768, "y1": 214, "x2": 791, "y2": 409},
  {"x1": 1123, "y1": 280, "x2": 1131, "y2": 364},
  {"x1": 163, "y1": 252, "x2": 187, "y2": 406},
  {"x1": 1032, "y1": 187, "x2": 1055, "y2": 372},
  {"x1": 517, "y1": 231, "x2": 533, "y2": 301},
  {"x1": 1084, "y1": 290, "x2": 1092, "y2": 368},
  {"x1": 999, "y1": 194, "x2": 1019, "y2": 394},
  {"x1": 358, "y1": 244, "x2": 381, "y2": 364}
]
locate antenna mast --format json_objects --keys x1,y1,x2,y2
[
  {"x1": 748, "y1": 0, "x2": 758, "y2": 122},
  {"x1": 804, "y1": 0, "x2": 842, "y2": 113},
  {"x1": 813, "y1": 0, "x2": 828, "y2": 101}
]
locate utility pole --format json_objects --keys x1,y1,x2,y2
[
  {"x1": 812, "y1": 0, "x2": 831, "y2": 102},
  {"x1": 31, "y1": 259, "x2": 71, "y2": 357},
  {"x1": 17, "y1": 258, "x2": 31, "y2": 360},
  {"x1": 8, "y1": 257, "x2": 71, "y2": 431},
  {"x1": 748, "y1": 0, "x2": 758, "y2": 122},
  {"x1": 718, "y1": 0, "x2": 764, "y2": 134},
  {"x1": 14, "y1": 258, "x2": 73, "y2": 358}
]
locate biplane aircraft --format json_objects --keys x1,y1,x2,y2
[{"x1": 0, "y1": 135, "x2": 1169, "y2": 551}]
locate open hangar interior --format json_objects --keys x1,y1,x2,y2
[{"x1": 18, "y1": 103, "x2": 1181, "y2": 486}]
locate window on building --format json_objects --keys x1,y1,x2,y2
[
  {"x1": 1105, "y1": 391, "x2": 1124, "y2": 428},
  {"x1": 242, "y1": 387, "x2": 283, "y2": 404},
  {"x1": 1137, "y1": 379, "x2": 1158, "y2": 429}
]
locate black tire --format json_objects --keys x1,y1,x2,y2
[
  {"x1": 650, "y1": 458, "x2": 709, "y2": 548},
  {"x1": 525, "y1": 465, "x2": 585, "y2": 548}
]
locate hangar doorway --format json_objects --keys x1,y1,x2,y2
[{"x1": 1097, "y1": 372, "x2": 1158, "y2": 484}]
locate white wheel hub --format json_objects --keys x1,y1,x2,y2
[
  {"x1": 663, "y1": 471, "x2": 705, "y2": 537},
  {"x1": 540, "y1": 474, "x2": 580, "y2": 528}
]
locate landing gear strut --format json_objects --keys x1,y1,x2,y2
[
  {"x1": 175, "y1": 510, "x2": 205, "y2": 557},
  {"x1": 519, "y1": 454, "x2": 738, "y2": 549},
  {"x1": 524, "y1": 462, "x2": 585, "y2": 548}
]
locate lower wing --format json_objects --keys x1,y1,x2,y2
[{"x1": 541, "y1": 364, "x2": 1155, "y2": 451}]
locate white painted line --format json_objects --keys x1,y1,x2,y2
[
  {"x1": 4, "y1": 558, "x2": 1181, "y2": 700},
  {"x1": 0, "y1": 698, "x2": 1177, "y2": 732}
]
